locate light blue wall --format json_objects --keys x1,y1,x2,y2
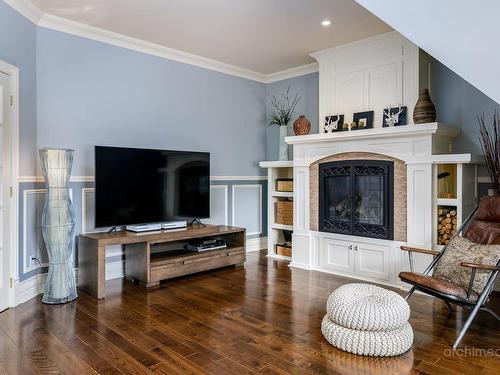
[
  {"x1": 0, "y1": 0, "x2": 37, "y2": 175},
  {"x1": 36, "y1": 27, "x2": 267, "y2": 177},
  {"x1": 265, "y1": 73, "x2": 319, "y2": 160},
  {"x1": 431, "y1": 59, "x2": 499, "y2": 154}
]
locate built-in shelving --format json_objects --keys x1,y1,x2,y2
[
  {"x1": 259, "y1": 161, "x2": 294, "y2": 263},
  {"x1": 271, "y1": 223, "x2": 293, "y2": 231},
  {"x1": 272, "y1": 191, "x2": 293, "y2": 198},
  {"x1": 432, "y1": 160, "x2": 481, "y2": 248}
]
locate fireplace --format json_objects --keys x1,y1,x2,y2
[{"x1": 319, "y1": 160, "x2": 394, "y2": 240}]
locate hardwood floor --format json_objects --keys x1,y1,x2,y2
[{"x1": 0, "y1": 251, "x2": 499, "y2": 375}]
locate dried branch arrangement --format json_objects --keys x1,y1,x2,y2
[
  {"x1": 268, "y1": 85, "x2": 301, "y2": 127},
  {"x1": 478, "y1": 110, "x2": 500, "y2": 195}
]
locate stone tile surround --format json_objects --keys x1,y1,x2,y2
[{"x1": 309, "y1": 152, "x2": 407, "y2": 242}]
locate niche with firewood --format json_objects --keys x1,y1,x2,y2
[{"x1": 437, "y1": 206, "x2": 458, "y2": 245}]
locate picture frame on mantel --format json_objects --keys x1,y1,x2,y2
[
  {"x1": 324, "y1": 114, "x2": 345, "y2": 133},
  {"x1": 382, "y1": 106, "x2": 408, "y2": 127},
  {"x1": 351, "y1": 111, "x2": 374, "y2": 130}
]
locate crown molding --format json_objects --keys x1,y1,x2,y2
[
  {"x1": 38, "y1": 13, "x2": 269, "y2": 82},
  {"x1": 4, "y1": 0, "x2": 323, "y2": 83},
  {"x1": 264, "y1": 62, "x2": 319, "y2": 83},
  {"x1": 3, "y1": 0, "x2": 43, "y2": 24}
]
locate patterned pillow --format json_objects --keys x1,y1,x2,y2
[{"x1": 433, "y1": 236, "x2": 500, "y2": 295}]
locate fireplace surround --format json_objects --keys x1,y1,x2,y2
[
  {"x1": 319, "y1": 160, "x2": 394, "y2": 240},
  {"x1": 284, "y1": 123, "x2": 479, "y2": 287}
]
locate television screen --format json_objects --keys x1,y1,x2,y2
[{"x1": 95, "y1": 146, "x2": 210, "y2": 227}]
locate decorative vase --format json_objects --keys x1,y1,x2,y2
[
  {"x1": 293, "y1": 115, "x2": 311, "y2": 135},
  {"x1": 413, "y1": 88, "x2": 436, "y2": 124},
  {"x1": 39, "y1": 148, "x2": 78, "y2": 304},
  {"x1": 279, "y1": 126, "x2": 289, "y2": 161}
]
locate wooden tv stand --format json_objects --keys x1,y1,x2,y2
[{"x1": 78, "y1": 224, "x2": 246, "y2": 299}]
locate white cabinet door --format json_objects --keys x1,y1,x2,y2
[
  {"x1": 320, "y1": 238, "x2": 354, "y2": 274},
  {"x1": 354, "y1": 242, "x2": 391, "y2": 281}
]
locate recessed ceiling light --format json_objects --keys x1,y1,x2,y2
[{"x1": 322, "y1": 19, "x2": 331, "y2": 27}]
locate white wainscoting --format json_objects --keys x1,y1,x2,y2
[
  {"x1": 231, "y1": 184, "x2": 262, "y2": 236},
  {"x1": 22, "y1": 188, "x2": 73, "y2": 273},
  {"x1": 202, "y1": 185, "x2": 228, "y2": 225}
]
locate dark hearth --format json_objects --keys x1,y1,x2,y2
[{"x1": 319, "y1": 160, "x2": 394, "y2": 240}]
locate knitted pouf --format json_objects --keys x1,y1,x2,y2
[
  {"x1": 321, "y1": 315, "x2": 414, "y2": 356},
  {"x1": 326, "y1": 283, "x2": 410, "y2": 331}
]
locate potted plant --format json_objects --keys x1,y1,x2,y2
[
  {"x1": 478, "y1": 110, "x2": 500, "y2": 195},
  {"x1": 268, "y1": 85, "x2": 300, "y2": 160}
]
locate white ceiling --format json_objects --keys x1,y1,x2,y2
[{"x1": 31, "y1": 0, "x2": 391, "y2": 75}]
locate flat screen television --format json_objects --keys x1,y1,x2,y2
[{"x1": 95, "y1": 146, "x2": 210, "y2": 228}]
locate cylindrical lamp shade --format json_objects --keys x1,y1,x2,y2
[{"x1": 39, "y1": 148, "x2": 78, "y2": 304}]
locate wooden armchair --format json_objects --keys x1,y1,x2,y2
[{"x1": 399, "y1": 196, "x2": 500, "y2": 349}]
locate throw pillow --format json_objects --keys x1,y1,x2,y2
[{"x1": 433, "y1": 236, "x2": 500, "y2": 295}]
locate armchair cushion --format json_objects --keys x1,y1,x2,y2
[
  {"x1": 399, "y1": 272, "x2": 478, "y2": 302},
  {"x1": 433, "y1": 236, "x2": 500, "y2": 295}
]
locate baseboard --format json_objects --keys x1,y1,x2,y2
[
  {"x1": 106, "y1": 260, "x2": 125, "y2": 280},
  {"x1": 246, "y1": 237, "x2": 267, "y2": 252},
  {"x1": 14, "y1": 268, "x2": 79, "y2": 306}
]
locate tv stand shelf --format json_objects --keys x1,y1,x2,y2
[{"x1": 78, "y1": 224, "x2": 246, "y2": 299}]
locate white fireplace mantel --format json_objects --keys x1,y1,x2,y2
[
  {"x1": 285, "y1": 122, "x2": 481, "y2": 287},
  {"x1": 286, "y1": 122, "x2": 462, "y2": 167}
]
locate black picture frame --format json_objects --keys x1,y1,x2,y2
[
  {"x1": 382, "y1": 106, "x2": 408, "y2": 127},
  {"x1": 352, "y1": 111, "x2": 374, "y2": 130},
  {"x1": 324, "y1": 114, "x2": 345, "y2": 133}
]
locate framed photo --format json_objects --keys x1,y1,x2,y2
[
  {"x1": 324, "y1": 114, "x2": 345, "y2": 133},
  {"x1": 352, "y1": 111, "x2": 374, "y2": 130},
  {"x1": 382, "y1": 106, "x2": 407, "y2": 127}
]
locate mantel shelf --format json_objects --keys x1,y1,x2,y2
[
  {"x1": 285, "y1": 123, "x2": 459, "y2": 145},
  {"x1": 259, "y1": 161, "x2": 293, "y2": 168}
]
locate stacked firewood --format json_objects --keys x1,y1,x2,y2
[{"x1": 437, "y1": 207, "x2": 458, "y2": 245}]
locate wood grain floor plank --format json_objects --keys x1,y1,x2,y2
[{"x1": 0, "y1": 251, "x2": 498, "y2": 375}]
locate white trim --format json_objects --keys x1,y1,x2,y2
[
  {"x1": 81, "y1": 188, "x2": 93, "y2": 234},
  {"x1": 38, "y1": 13, "x2": 268, "y2": 83},
  {"x1": 231, "y1": 184, "x2": 263, "y2": 236},
  {"x1": 264, "y1": 63, "x2": 319, "y2": 83},
  {"x1": 106, "y1": 260, "x2": 124, "y2": 281},
  {"x1": 18, "y1": 175, "x2": 268, "y2": 183},
  {"x1": 14, "y1": 272, "x2": 45, "y2": 305},
  {"x1": 478, "y1": 176, "x2": 492, "y2": 184},
  {"x1": 22, "y1": 189, "x2": 44, "y2": 274},
  {"x1": 211, "y1": 176, "x2": 267, "y2": 181},
  {"x1": 208, "y1": 185, "x2": 228, "y2": 226},
  {"x1": 0, "y1": 60, "x2": 20, "y2": 308},
  {"x1": 3, "y1": 0, "x2": 43, "y2": 24},
  {"x1": 259, "y1": 161, "x2": 293, "y2": 168},
  {"x1": 14, "y1": 267, "x2": 79, "y2": 305},
  {"x1": 246, "y1": 237, "x2": 267, "y2": 252}
]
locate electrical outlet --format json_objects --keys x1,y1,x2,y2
[{"x1": 30, "y1": 255, "x2": 37, "y2": 267}]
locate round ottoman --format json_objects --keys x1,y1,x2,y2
[{"x1": 321, "y1": 283, "x2": 413, "y2": 356}]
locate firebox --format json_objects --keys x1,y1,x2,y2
[{"x1": 319, "y1": 160, "x2": 394, "y2": 240}]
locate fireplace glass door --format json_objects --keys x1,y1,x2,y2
[{"x1": 319, "y1": 160, "x2": 393, "y2": 240}]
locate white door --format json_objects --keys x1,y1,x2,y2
[
  {"x1": 354, "y1": 242, "x2": 391, "y2": 281},
  {"x1": 0, "y1": 71, "x2": 12, "y2": 311},
  {"x1": 320, "y1": 238, "x2": 354, "y2": 274}
]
